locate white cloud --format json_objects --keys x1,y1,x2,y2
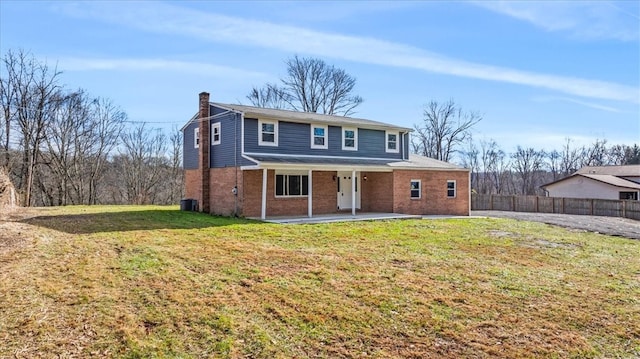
[
  {"x1": 55, "y1": 1, "x2": 639, "y2": 104},
  {"x1": 472, "y1": 0, "x2": 639, "y2": 42},
  {"x1": 532, "y1": 96, "x2": 622, "y2": 113},
  {"x1": 57, "y1": 58, "x2": 268, "y2": 79}
]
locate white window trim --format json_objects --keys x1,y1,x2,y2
[
  {"x1": 310, "y1": 124, "x2": 328, "y2": 149},
  {"x1": 410, "y1": 179, "x2": 421, "y2": 199},
  {"x1": 275, "y1": 171, "x2": 309, "y2": 198},
  {"x1": 342, "y1": 127, "x2": 358, "y2": 151},
  {"x1": 447, "y1": 180, "x2": 457, "y2": 198},
  {"x1": 211, "y1": 122, "x2": 221, "y2": 146},
  {"x1": 386, "y1": 130, "x2": 399, "y2": 153},
  {"x1": 194, "y1": 127, "x2": 200, "y2": 148},
  {"x1": 258, "y1": 119, "x2": 278, "y2": 147}
]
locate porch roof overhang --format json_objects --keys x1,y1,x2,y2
[{"x1": 240, "y1": 153, "x2": 469, "y2": 172}]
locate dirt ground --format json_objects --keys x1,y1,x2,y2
[{"x1": 472, "y1": 210, "x2": 640, "y2": 240}]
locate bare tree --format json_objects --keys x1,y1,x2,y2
[
  {"x1": 580, "y1": 138, "x2": 609, "y2": 167},
  {"x1": 118, "y1": 123, "x2": 168, "y2": 205},
  {"x1": 247, "y1": 83, "x2": 290, "y2": 109},
  {"x1": 460, "y1": 136, "x2": 479, "y2": 192},
  {"x1": 83, "y1": 98, "x2": 126, "y2": 204},
  {"x1": 412, "y1": 100, "x2": 481, "y2": 162},
  {"x1": 43, "y1": 90, "x2": 86, "y2": 205},
  {"x1": 41, "y1": 91, "x2": 125, "y2": 205},
  {"x1": 248, "y1": 55, "x2": 363, "y2": 116},
  {"x1": 558, "y1": 138, "x2": 582, "y2": 176},
  {"x1": 511, "y1": 146, "x2": 546, "y2": 195},
  {"x1": 477, "y1": 139, "x2": 510, "y2": 194},
  {"x1": 168, "y1": 127, "x2": 184, "y2": 204},
  {"x1": 1, "y1": 50, "x2": 63, "y2": 206}
]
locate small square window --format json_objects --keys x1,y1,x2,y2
[
  {"x1": 447, "y1": 180, "x2": 456, "y2": 198},
  {"x1": 311, "y1": 124, "x2": 328, "y2": 149},
  {"x1": 342, "y1": 128, "x2": 357, "y2": 150},
  {"x1": 410, "y1": 180, "x2": 421, "y2": 199},
  {"x1": 211, "y1": 123, "x2": 221, "y2": 145},
  {"x1": 194, "y1": 127, "x2": 200, "y2": 148},
  {"x1": 259, "y1": 120, "x2": 278, "y2": 146}
]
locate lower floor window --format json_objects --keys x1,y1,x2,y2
[
  {"x1": 276, "y1": 174, "x2": 308, "y2": 197},
  {"x1": 447, "y1": 180, "x2": 456, "y2": 198},
  {"x1": 410, "y1": 180, "x2": 421, "y2": 199},
  {"x1": 619, "y1": 191, "x2": 638, "y2": 200}
]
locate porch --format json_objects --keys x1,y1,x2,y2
[{"x1": 254, "y1": 212, "x2": 421, "y2": 224}]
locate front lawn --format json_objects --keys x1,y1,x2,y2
[{"x1": 1, "y1": 206, "x2": 638, "y2": 358}]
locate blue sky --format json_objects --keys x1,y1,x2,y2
[{"x1": 1, "y1": 0, "x2": 638, "y2": 153}]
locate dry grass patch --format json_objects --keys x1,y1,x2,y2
[{"x1": 1, "y1": 205, "x2": 638, "y2": 358}]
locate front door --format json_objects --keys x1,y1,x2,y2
[{"x1": 337, "y1": 171, "x2": 361, "y2": 210}]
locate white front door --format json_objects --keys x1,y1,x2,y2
[{"x1": 337, "y1": 171, "x2": 361, "y2": 210}]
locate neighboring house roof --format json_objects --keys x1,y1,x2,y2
[
  {"x1": 542, "y1": 173, "x2": 640, "y2": 190},
  {"x1": 542, "y1": 165, "x2": 640, "y2": 191},
  {"x1": 576, "y1": 165, "x2": 640, "y2": 177},
  {"x1": 579, "y1": 174, "x2": 640, "y2": 190},
  {"x1": 210, "y1": 102, "x2": 413, "y2": 132},
  {"x1": 243, "y1": 153, "x2": 468, "y2": 171}
]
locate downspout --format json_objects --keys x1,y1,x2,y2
[{"x1": 234, "y1": 112, "x2": 238, "y2": 217}]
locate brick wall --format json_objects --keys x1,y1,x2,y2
[
  {"x1": 242, "y1": 170, "x2": 262, "y2": 218},
  {"x1": 312, "y1": 171, "x2": 338, "y2": 214},
  {"x1": 184, "y1": 170, "x2": 201, "y2": 206},
  {"x1": 361, "y1": 171, "x2": 393, "y2": 212},
  {"x1": 189, "y1": 166, "x2": 469, "y2": 217},
  {"x1": 210, "y1": 167, "x2": 243, "y2": 216},
  {"x1": 392, "y1": 170, "x2": 469, "y2": 215}
]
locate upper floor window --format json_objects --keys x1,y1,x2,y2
[
  {"x1": 386, "y1": 131, "x2": 399, "y2": 153},
  {"x1": 342, "y1": 127, "x2": 358, "y2": 151},
  {"x1": 447, "y1": 180, "x2": 456, "y2": 198},
  {"x1": 211, "y1": 123, "x2": 221, "y2": 145},
  {"x1": 310, "y1": 124, "x2": 328, "y2": 149},
  {"x1": 259, "y1": 119, "x2": 278, "y2": 146},
  {"x1": 194, "y1": 127, "x2": 200, "y2": 148},
  {"x1": 410, "y1": 179, "x2": 421, "y2": 199}
]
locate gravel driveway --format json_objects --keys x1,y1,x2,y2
[{"x1": 471, "y1": 211, "x2": 640, "y2": 240}]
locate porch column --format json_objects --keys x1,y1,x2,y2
[
  {"x1": 261, "y1": 168, "x2": 267, "y2": 220},
  {"x1": 308, "y1": 169, "x2": 313, "y2": 218},
  {"x1": 351, "y1": 169, "x2": 356, "y2": 216}
]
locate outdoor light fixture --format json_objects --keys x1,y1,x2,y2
[
  {"x1": 332, "y1": 175, "x2": 337, "y2": 181},
  {"x1": 363, "y1": 175, "x2": 368, "y2": 181}
]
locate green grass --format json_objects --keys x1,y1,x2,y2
[{"x1": 1, "y1": 205, "x2": 639, "y2": 358}]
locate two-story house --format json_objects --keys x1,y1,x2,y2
[{"x1": 182, "y1": 92, "x2": 470, "y2": 219}]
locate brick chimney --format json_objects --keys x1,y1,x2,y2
[{"x1": 198, "y1": 92, "x2": 210, "y2": 213}]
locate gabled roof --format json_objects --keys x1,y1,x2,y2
[
  {"x1": 212, "y1": 102, "x2": 413, "y2": 132},
  {"x1": 542, "y1": 173, "x2": 640, "y2": 190},
  {"x1": 576, "y1": 165, "x2": 640, "y2": 177},
  {"x1": 580, "y1": 174, "x2": 640, "y2": 189}
]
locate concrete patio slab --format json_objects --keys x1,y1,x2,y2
[{"x1": 255, "y1": 212, "x2": 422, "y2": 224}]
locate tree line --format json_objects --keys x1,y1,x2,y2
[
  {"x1": 1, "y1": 49, "x2": 183, "y2": 207},
  {"x1": 411, "y1": 99, "x2": 639, "y2": 196},
  {"x1": 459, "y1": 137, "x2": 639, "y2": 196},
  {"x1": 2, "y1": 50, "x2": 637, "y2": 207}
]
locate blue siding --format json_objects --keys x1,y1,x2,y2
[
  {"x1": 210, "y1": 105, "x2": 254, "y2": 167},
  {"x1": 183, "y1": 122, "x2": 199, "y2": 170},
  {"x1": 244, "y1": 118, "x2": 402, "y2": 159},
  {"x1": 210, "y1": 112, "x2": 237, "y2": 168}
]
